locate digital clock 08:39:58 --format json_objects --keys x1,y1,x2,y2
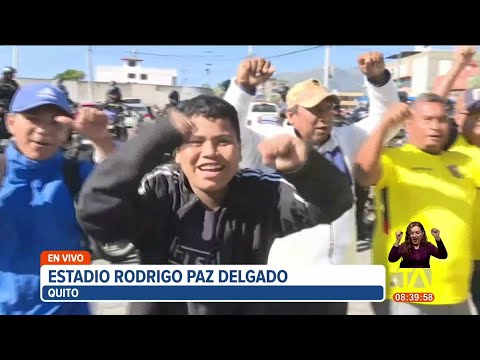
[{"x1": 393, "y1": 292, "x2": 435, "y2": 303}]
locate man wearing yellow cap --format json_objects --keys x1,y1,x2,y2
[{"x1": 224, "y1": 52, "x2": 399, "y2": 314}]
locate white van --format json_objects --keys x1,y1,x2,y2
[
  {"x1": 246, "y1": 101, "x2": 289, "y2": 138},
  {"x1": 246, "y1": 101, "x2": 282, "y2": 127}
]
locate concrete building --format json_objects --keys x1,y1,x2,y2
[
  {"x1": 15, "y1": 77, "x2": 213, "y2": 107},
  {"x1": 385, "y1": 48, "x2": 480, "y2": 96},
  {"x1": 255, "y1": 78, "x2": 290, "y2": 102},
  {"x1": 96, "y1": 56, "x2": 178, "y2": 86},
  {"x1": 264, "y1": 77, "x2": 290, "y2": 99}
]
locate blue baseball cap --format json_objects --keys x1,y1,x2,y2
[{"x1": 10, "y1": 83, "x2": 72, "y2": 115}]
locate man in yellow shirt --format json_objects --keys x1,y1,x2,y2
[
  {"x1": 447, "y1": 88, "x2": 480, "y2": 314},
  {"x1": 355, "y1": 93, "x2": 479, "y2": 315},
  {"x1": 432, "y1": 46, "x2": 480, "y2": 314}
]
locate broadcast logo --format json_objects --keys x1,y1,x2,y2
[{"x1": 390, "y1": 268, "x2": 432, "y2": 291}]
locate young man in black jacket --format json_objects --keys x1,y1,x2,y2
[{"x1": 76, "y1": 95, "x2": 353, "y2": 315}]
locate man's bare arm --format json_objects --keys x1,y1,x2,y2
[
  {"x1": 354, "y1": 103, "x2": 413, "y2": 186},
  {"x1": 433, "y1": 46, "x2": 476, "y2": 97}
]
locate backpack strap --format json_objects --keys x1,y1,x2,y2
[
  {"x1": 62, "y1": 154, "x2": 82, "y2": 200},
  {"x1": 61, "y1": 153, "x2": 91, "y2": 251}
]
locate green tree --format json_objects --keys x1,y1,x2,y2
[
  {"x1": 54, "y1": 69, "x2": 86, "y2": 81},
  {"x1": 213, "y1": 79, "x2": 231, "y2": 97}
]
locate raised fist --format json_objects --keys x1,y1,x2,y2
[
  {"x1": 258, "y1": 134, "x2": 308, "y2": 173},
  {"x1": 236, "y1": 57, "x2": 276, "y2": 89},
  {"x1": 454, "y1": 46, "x2": 476, "y2": 68},
  {"x1": 383, "y1": 103, "x2": 413, "y2": 128},
  {"x1": 395, "y1": 230, "x2": 403, "y2": 241},
  {"x1": 357, "y1": 51, "x2": 386, "y2": 79},
  {"x1": 431, "y1": 228, "x2": 441, "y2": 240},
  {"x1": 56, "y1": 107, "x2": 109, "y2": 142}
]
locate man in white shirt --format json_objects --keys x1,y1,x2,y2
[{"x1": 224, "y1": 53, "x2": 400, "y2": 314}]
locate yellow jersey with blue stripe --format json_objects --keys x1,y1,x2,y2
[
  {"x1": 448, "y1": 135, "x2": 480, "y2": 260},
  {"x1": 373, "y1": 143, "x2": 480, "y2": 305}
]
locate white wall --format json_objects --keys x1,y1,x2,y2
[
  {"x1": 411, "y1": 56, "x2": 429, "y2": 95},
  {"x1": 96, "y1": 66, "x2": 123, "y2": 83},
  {"x1": 437, "y1": 59, "x2": 454, "y2": 76},
  {"x1": 15, "y1": 77, "x2": 213, "y2": 107},
  {"x1": 96, "y1": 65, "x2": 177, "y2": 86}
]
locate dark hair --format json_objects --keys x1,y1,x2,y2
[
  {"x1": 398, "y1": 91, "x2": 408, "y2": 103},
  {"x1": 403, "y1": 221, "x2": 429, "y2": 259},
  {"x1": 2, "y1": 66, "x2": 16, "y2": 74},
  {"x1": 177, "y1": 95, "x2": 241, "y2": 142},
  {"x1": 169, "y1": 90, "x2": 179, "y2": 100},
  {"x1": 167, "y1": 90, "x2": 179, "y2": 106}
]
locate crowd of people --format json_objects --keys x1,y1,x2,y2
[{"x1": 1, "y1": 46, "x2": 479, "y2": 315}]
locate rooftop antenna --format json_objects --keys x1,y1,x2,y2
[{"x1": 87, "y1": 46, "x2": 95, "y2": 101}]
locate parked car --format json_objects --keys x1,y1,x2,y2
[
  {"x1": 122, "y1": 97, "x2": 143, "y2": 104},
  {"x1": 245, "y1": 101, "x2": 291, "y2": 139},
  {"x1": 246, "y1": 101, "x2": 282, "y2": 127},
  {"x1": 123, "y1": 101, "x2": 154, "y2": 128},
  {"x1": 78, "y1": 101, "x2": 98, "y2": 108}
]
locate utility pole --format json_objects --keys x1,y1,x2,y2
[
  {"x1": 323, "y1": 46, "x2": 331, "y2": 89},
  {"x1": 12, "y1": 46, "x2": 18, "y2": 71},
  {"x1": 396, "y1": 54, "x2": 401, "y2": 89},
  {"x1": 248, "y1": 46, "x2": 254, "y2": 58},
  {"x1": 87, "y1": 46, "x2": 95, "y2": 101},
  {"x1": 205, "y1": 63, "x2": 212, "y2": 87}
]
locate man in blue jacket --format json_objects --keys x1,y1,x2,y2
[{"x1": 0, "y1": 83, "x2": 115, "y2": 315}]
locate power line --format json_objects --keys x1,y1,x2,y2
[
  {"x1": 224, "y1": 46, "x2": 325, "y2": 61},
  {"x1": 263, "y1": 46, "x2": 323, "y2": 59},
  {"x1": 91, "y1": 46, "x2": 325, "y2": 63},
  {"x1": 91, "y1": 47, "x2": 226, "y2": 59},
  {"x1": 87, "y1": 46, "x2": 327, "y2": 86},
  {"x1": 135, "y1": 52, "x2": 225, "y2": 59}
]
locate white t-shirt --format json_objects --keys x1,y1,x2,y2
[{"x1": 267, "y1": 134, "x2": 358, "y2": 266}]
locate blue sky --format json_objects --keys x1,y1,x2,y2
[{"x1": 0, "y1": 45, "x2": 455, "y2": 87}]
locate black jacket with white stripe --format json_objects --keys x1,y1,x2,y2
[{"x1": 76, "y1": 119, "x2": 353, "y2": 314}]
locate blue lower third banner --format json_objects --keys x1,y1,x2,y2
[
  {"x1": 42, "y1": 285, "x2": 384, "y2": 301},
  {"x1": 40, "y1": 265, "x2": 386, "y2": 302}
]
